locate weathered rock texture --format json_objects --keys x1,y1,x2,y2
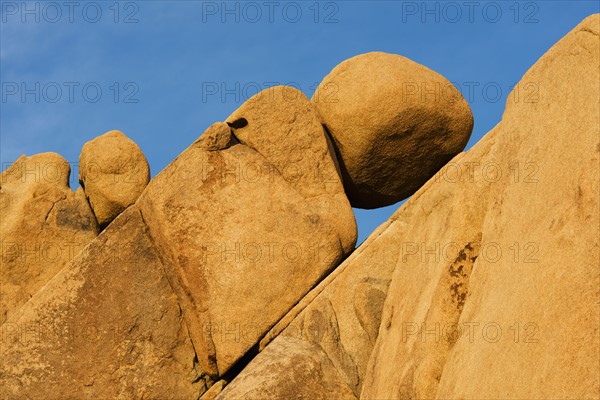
[
  {"x1": 226, "y1": 85, "x2": 356, "y2": 254},
  {"x1": 362, "y1": 14, "x2": 600, "y2": 400},
  {"x1": 200, "y1": 379, "x2": 227, "y2": 400},
  {"x1": 2, "y1": 14, "x2": 598, "y2": 400},
  {"x1": 313, "y1": 51, "x2": 474, "y2": 209},
  {"x1": 216, "y1": 211, "x2": 399, "y2": 398},
  {"x1": 217, "y1": 339, "x2": 358, "y2": 400},
  {"x1": 1, "y1": 108, "x2": 356, "y2": 397},
  {"x1": 0, "y1": 153, "x2": 98, "y2": 325},
  {"x1": 0, "y1": 207, "x2": 204, "y2": 399},
  {"x1": 216, "y1": 14, "x2": 599, "y2": 399},
  {"x1": 137, "y1": 115, "x2": 356, "y2": 379},
  {"x1": 79, "y1": 130, "x2": 150, "y2": 228}
]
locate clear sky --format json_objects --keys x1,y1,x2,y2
[{"x1": 1, "y1": 1, "x2": 598, "y2": 244}]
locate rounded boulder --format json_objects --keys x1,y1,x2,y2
[
  {"x1": 312, "y1": 51, "x2": 474, "y2": 209},
  {"x1": 79, "y1": 130, "x2": 150, "y2": 227}
]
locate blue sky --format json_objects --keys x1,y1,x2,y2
[{"x1": 1, "y1": 1, "x2": 598, "y2": 243}]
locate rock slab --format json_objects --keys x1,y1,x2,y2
[
  {"x1": 362, "y1": 14, "x2": 600, "y2": 400},
  {"x1": 0, "y1": 207, "x2": 204, "y2": 399}
]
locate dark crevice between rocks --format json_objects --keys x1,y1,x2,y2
[
  {"x1": 226, "y1": 118, "x2": 247, "y2": 148},
  {"x1": 228, "y1": 128, "x2": 241, "y2": 146},
  {"x1": 77, "y1": 178, "x2": 102, "y2": 231},
  {"x1": 321, "y1": 124, "x2": 350, "y2": 188},
  {"x1": 227, "y1": 118, "x2": 248, "y2": 130},
  {"x1": 219, "y1": 342, "x2": 261, "y2": 389},
  {"x1": 321, "y1": 124, "x2": 343, "y2": 181}
]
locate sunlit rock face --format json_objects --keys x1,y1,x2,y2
[
  {"x1": 0, "y1": 152, "x2": 98, "y2": 326},
  {"x1": 1, "y1": 14, "x2": 598, "y2": 400}
]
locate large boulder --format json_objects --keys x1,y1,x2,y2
[
  {"x1": 0, "y1": 153, "x2": 98, "y2": 324},
  {"x1": 137, "y1": 111, "x2": 356, "y2": 378},
  {"x1": 362, "y1": 14, "x2": 599, "y2": 399},
  {"x1": 79, "y1": 130, "x2": 150, "y2": 228},
  {"x1": 226, "y1": 85, "x2": 356, "y2": 254},
  {"x1": 312, "y1": 51, "x2": 474, "y2": 209}
]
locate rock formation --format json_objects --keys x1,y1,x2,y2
[
  {"x1": 1, "y1": 13, "x2": 598, "y2": 400},
  {"x1": 0, "y1": 207, "x2": 204, "y2": 398},
  {"x1": 362, "y1": 14, "x2": 599, "y2": 400},
  {"x1": 0, "y1": 153, "x2": 98, "y2": 325},
  {"x1": 312, "y1": 51, "x2": 474, "y2": 209},
  {"x1": 79, "y1": 130, "x2": 150, "y2": 228},
  {"x1": 136, "y1": 111, "x2": 355, "y2": 378},
  {"x1": 216, "y1": 13, "x2": 600, "y2": 399},
  {"x1": 1, "y1": 91, "x2": 356, "y2": 397}
]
